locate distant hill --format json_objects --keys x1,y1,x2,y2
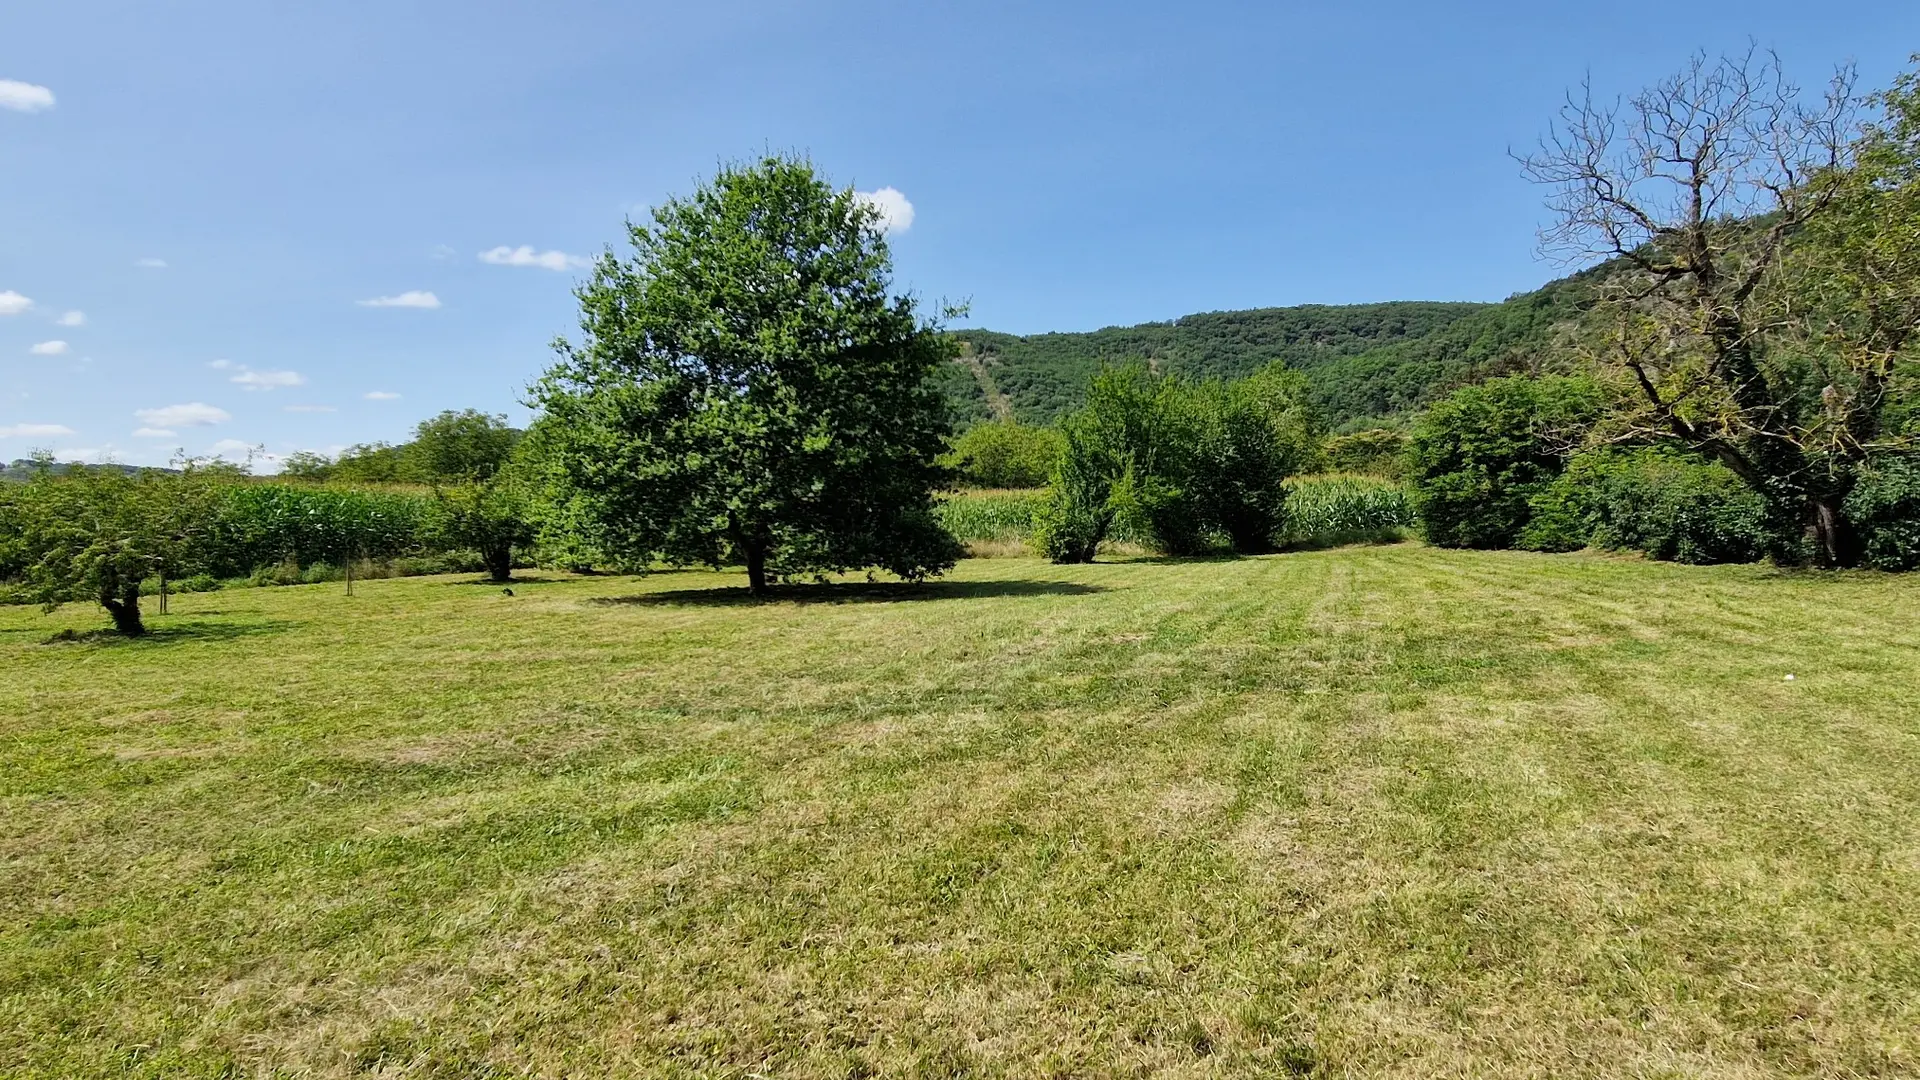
[{"x1": 946, "y1": 267, "x2": 1602, "y2": 429}]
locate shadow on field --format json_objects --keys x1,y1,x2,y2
[
  {"x1": 596, "y1": 579, "x2": 1108, "y2": 607},
  {"x1": 36, "y1": 619, "x2": 296, "y2": 647},
  {"x1": 1118, "y1": 553, "x2": 1248, "y2": 565},
  {"x1": 429, "y1": 575, "x2": 572, "y2": 587}
]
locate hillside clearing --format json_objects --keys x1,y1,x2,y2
[{"x1": 4, "y1": 547, "x2": 1919, "y2": 1077}]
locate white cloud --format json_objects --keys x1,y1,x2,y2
[
  {"x1": 0, "y1": 422, "x2": 75, "y2": 438},
  {"x1": 429, "y1": 244, "x2": 457, "y2": 261},
  {"x1": 282, "y1": 404, "x2": 337, "y2": 413},
  {"x1": 132, "y1": 427, "x2": 177, "y2": 438},
  {"x1": 856, "y1": 187, "x2": 915, "y2": 233},
  {"x1": 28, "y1": 340, "x2": 68, "y2": 356},
  {"x1": 55, "y1": 310, "x2": 85, "y2": 327},
  {"x1": 230, "y1": 367, "x2": 306, "y2": 391},
  {"x1": 136, "y1": 257, "x2": 168, "y2": 269},
  {"x1": 357, "y1": 290, "x2": 440, "y2": 309},
  {"x1": 207, "y1": 438, "x2": 257, "y2": 458},
  {"x1": 135, "y1": 402, "x2": 230, "y2": 428},
  {"x1": 0, "y1": 79, "x2": 55, "y2": 113},
  {"x1": 364, "y1": 390, "x2": 402, "y2": 400},
  {"x1": 207, "y1": 358, "x2": 235, "y2": 370},
  {"x1": 479, "y1": 245, "x2": 589, "y2": 272},
  {"x1": 0, "y1": 290, "x2": 32, "y2": 316}
]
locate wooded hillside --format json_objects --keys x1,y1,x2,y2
[{"x1": 949, "y1": 272, "x2": 1601, "y2": 429}]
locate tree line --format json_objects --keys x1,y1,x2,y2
[{"x1": 8, "y1": 48, "x2": 1920, "y2": 633}]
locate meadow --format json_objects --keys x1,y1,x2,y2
[{"x1": 4, "y1": 546, "x2": 1919, "y2": 1077}]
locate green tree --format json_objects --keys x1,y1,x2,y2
[
  {"x1": 13, "y1": 461, "x2": 226, "y2": 635},
  {"x1": 1187, "y1": 364, "x2": 1323, "y2": 553},
  {"x1": 531, "y1": 155, "x2": 962, "y2": 595},
  {"x1": 1034, "y1": 363, "x2": 1196, "y2": 561},
  {"x1": 1324, "y1": 428, "x2": 1409, "y2": 478},
  {"x1": 944, "y1": 421, "x2": 1064, "y2": 489},
  {"x1": 407, "y1": 409, "x2": 523, "y2": 482},
  {"x1": 1784, "y1": 57, "x2": 1920, "y2": 464},
  {"x1": 325, "y1": 442, "x2": 410, "y2": 484},
  {"x1": 405, "y1": 411, "x2": 530, "y2": 583},
  {"x1": 430, "y1": 474, "x2": 534, "y2": 583},
  {"x1": 1035, "y1": 361, "x2": 1318, "y2": 561},
  {"x1": 1407, "y1": 375, "x2": 1603, "y2": 549},
  {"x1": 278, "y1": 450, "x2": 335, "y2": 481}
]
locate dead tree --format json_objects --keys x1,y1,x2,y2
[{"x1": 1522, "y1": 46, "x2": 1865, "y2": 563}]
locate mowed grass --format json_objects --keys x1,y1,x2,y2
[{"x1": 4, "y1": 547, "x2": 1920, "y2": 1078}]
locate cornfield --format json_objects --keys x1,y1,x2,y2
[
  {"x1": 1278, "y1": 473, "x2": 1413, "y2": 547},
  {"x1": 935, "y1": 489, "x2": 1050, "y2": 542}
]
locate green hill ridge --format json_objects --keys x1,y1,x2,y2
[{"x1": 947, "y1": 264, "x2": 1600, "y2": 429}]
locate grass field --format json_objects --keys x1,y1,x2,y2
[{"x1": 5, "y1": 546, "x2": 1919, "y2": 1077}]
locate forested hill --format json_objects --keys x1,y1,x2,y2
[{"x1": 946, "y1": 267, "x2": 1601, "y2": 429}]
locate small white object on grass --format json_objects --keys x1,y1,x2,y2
[{"x1": 1785, "y1": 674, "x2": 1797, "y2": 681}]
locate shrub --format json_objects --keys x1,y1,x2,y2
[
  {"x1": 1279, "y1": 474, "x2": 1413, "y2": 547},
  {"x1": 945, "y1": 422, "x2": 1064, "y2": 489},
  {"x1": 1522, "y1": 448, "x2": 1775, "y2": 564},
  {"x1": 1038, "y1": 364, "x2": 1190, "y2": 562},
  {"x1": 1407, "y1": 375, "x2": 1603, "y2": 548},
  {"x1": 1040, "y1": 362, "x2": 1320, "y2": 561},
  {"x1": 1184, "y1": 368, "x2": 1324, "y2": 553},
  {"x1": 1845, "y1": 456, "x2": 1920, "y2": 571}
]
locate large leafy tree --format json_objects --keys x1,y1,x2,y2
[{"x1": 531, "y1": 155, "x2": 962, "y2": 594}]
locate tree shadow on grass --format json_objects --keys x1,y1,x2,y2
[
  {"x1": 594, "y1": 578, "x2": 1109, "y2": 607},
  {"x1": 35, "y1": 619, "x2": 296, "y2": 647},
  {"x1": 1111, "y1": 553, "x2": 1248, "y2": 565},
  {"x1": 428, "y1": 574, "x2": 571, "y2": 587}
]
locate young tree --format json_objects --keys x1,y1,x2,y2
[
  {"x1": 945, "y1": 421, "x2": 1065, "y2": 489},
  {"x1": 278, "y1": 450, "x2": 336, "y2": 481},
  {"x1": 430, "y1": 473, "x2": 534, "y2": 583},
  {"x1": 1034, "y1": 363, "x2": 1196, "y2": 561},
  {"x1": 14, "y1": 462, "x2": 224, "y2": 635},
  {"x1": 1521, "y1": 47, "x2": 1866, "y2": 562},
  {"x1": 1187, "y1": 364, "x2": 1323, "y2": 553},
  {"x1": 1035, "y1": 361, "x2": 1318, "y2": 561},
  {"x1": 408, "y1": 410, "x2": 530, "y2": 583},
  {"x1": 531, "y1": 155, "x2": 962, "y2": 594}
]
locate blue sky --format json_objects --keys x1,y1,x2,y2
[{"x1": 3, "y1": 1, "x2": 1916, "y2": 468}]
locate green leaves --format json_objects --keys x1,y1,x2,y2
[
  {"x1": 1406, "y1": 376, "x2": 1603, "y2": 549},
  {"x1": 1040, "y1": 361, "x2": 1323, "y2": 561},
  {"x1": 530, "y1": 155, "x2": 960, "y2": 591}
]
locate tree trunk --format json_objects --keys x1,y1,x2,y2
[
  {"x1": 483, "y1": 543, "x2": 514, "y2": 583},
  {"x1": 1809, "y1": 496, "x2": 1857, "y2": 569},
  {"x1": 101, "y1": 582, "x2": 146, "y2": 637},
  {"x1": 744, "y1": 543, "x2": 769, "y2": 596}
]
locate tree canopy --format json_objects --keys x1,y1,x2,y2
[{"x1": 529, "y1": 155, "x2": 962, "y2": 594}]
